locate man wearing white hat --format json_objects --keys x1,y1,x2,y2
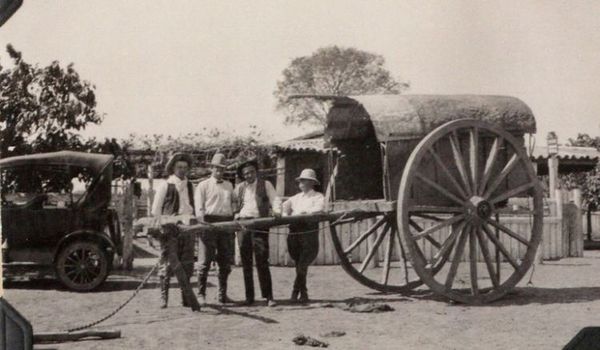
[
  {"x1": 151, "y1": 152, "x2": 195, "y2": 308},
  {"x1": 194, "y1": 153, "x2": 235, "y2": 305},
  {"x1": 282, "y1": 168, "x2": 325, "y2": 303}
]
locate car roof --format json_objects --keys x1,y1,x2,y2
[{"x1": 0, "y1": 151, "x2": 114, "y2": 173}]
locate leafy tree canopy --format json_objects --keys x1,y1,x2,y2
[
  {"x1": 0, "y1": 44, "x2": 103, "y2": 157},
  {"x1": 562, "y1": 133, "x2": 600, "y2": 208},
  {"x1": 274, "y1": 46, "x2": 409, "y2": 126}
]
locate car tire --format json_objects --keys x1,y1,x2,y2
[{"x1": 55, "y1": 241, "x2": 109, "y2": 292}]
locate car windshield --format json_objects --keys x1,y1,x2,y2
[{"x1": 1, "y1": 165, "x2": 94, "y2": 208}]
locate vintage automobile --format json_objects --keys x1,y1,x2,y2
[{"x1": 1, "y1": 151, "x2": 122, "y2": 291}]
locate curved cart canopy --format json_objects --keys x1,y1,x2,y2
[
  {"x1": 324, "y1": 94, "x2": 536, "y2": 142},
  {"x1": 293, "y1": 94, "x2": 537, "y2": 201}
]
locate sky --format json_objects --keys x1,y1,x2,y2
[{"x1": 1, "y1": 0, "x2": 599, "y2": 145}]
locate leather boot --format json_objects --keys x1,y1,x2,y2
[
  {"x1": 181, "y1": 281, "x2": 190, "y2": 307},
  {"x1": 160, "y1": 276, "x2": 169, "y2": 308},
  {"x1": 218, "y1": 275, "x2": 232, "y2": 304}
]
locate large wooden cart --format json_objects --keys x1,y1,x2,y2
[{"x1": 183, "y1": 94, "x2": 543, "y2": 305}]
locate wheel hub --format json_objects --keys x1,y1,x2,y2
[{"x1": 467, "y1": 196, "x2": 493, "y2": 220}]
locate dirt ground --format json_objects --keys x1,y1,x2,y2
[{"x1": 4, "y1": 249, "x2": 600, "y2": 350}]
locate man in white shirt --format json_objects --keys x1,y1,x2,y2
[
  {"x1": 194, "y1": 153, "x2": 235, "y2": 305},
  {"x1": 282, "y1": 168, "x2": 325, "y2": 303},
  {"x1": 234, "y1": 159, "x2": 279, "y2": 306},
  {"x1": 151, "y1": 152, "x2": 195, "y2": 308}
]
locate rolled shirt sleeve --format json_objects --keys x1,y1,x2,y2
[
  {"x1": 265, "y1": 181, "x2": 281, "y2": 214},
  {"x1": 194, "y1": 181, "x2": 206, "y2": 220}
]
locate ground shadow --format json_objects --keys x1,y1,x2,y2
[{"x1": 408, "y1": 286, "x2": 600, "y2": 306}]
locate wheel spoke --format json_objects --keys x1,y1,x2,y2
[
  {"x1": 381, "y1": 224, "x2": 395, "y2": 285},
  {"x1": 409, "y1": 219, "x2": 442, "y2": 249},
  {"x1": 409, "y1": 206, "x2": 464, "y2": 214},
  {"x1": 449, "y1": 132, "x2": 473, "y2": 195},
  {"x1": 343, "y1": 216, "x2": 387, "y2": 254},
  {"x1": 444, "y1": 223, "x2": 469, "y2": 289},
  {"x1": 481, "y1": 223, "x2": 519, "y2": 270},
  {"x1": 483, "y1": 153, "x2": 519, "y2": 199},
  {"x1": 469, "y1": 225, "x2": 479, "y2": 296},
  {"x1": 412, "y1": 214, "x2": 465, "y2": 241},
  {"x1": 66, "y1": 255, "x2": 79, "y2": 265},
  {"x1": 428, "y1": 148, "x2": 469, "y2": 199},
  {"x1": 415, "y1": 171, "x2": 465, "y2": 206},
  {"x1": 478, "y1": 137, "x2": 502, "y2": 195},
  {"x1": 489, "y1": 181, "x2": 536, "y2": 206},
  {"x1": 358, "y1": 222, "x2": 390, "y2": 274},
  {"x1": 394, "y1": 228, "x2": 411, "y2": 284},
  {"x1": 469, "y1": 127, "x2": 479, "y2": 193},
  {"x1": 411, "y1": 213, "x2": 444, "y2": 222},
  {"x1": 474, "y1": 225, "x2": 499, "y2": 288},
  {"x1": 485, "y1": 218, "x2": 531, "y2": 246},
  {"x1": 427, "y1": 221, "x2": 465, "y2": 268}
]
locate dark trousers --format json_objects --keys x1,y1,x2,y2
[
  {"x1": 238, "y1": 227, "x2": 273, "y2": 301},
  {"x1": 197, "y1": 215, "x2": 234, "y2": 296},
  {"x1": 158, "y1": 231, "x2": 195, "y2": 279},
  {"x1": 287, "y1": 222, "x2": 319, "y2": 293}
]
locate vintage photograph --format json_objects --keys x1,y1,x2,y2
[{"x1": 1, "y1": 1, "x2": 600, "y2": 349}]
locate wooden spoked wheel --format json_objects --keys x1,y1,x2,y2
[
  {"x1": 329, "y1": 212, "x2": 448, "y2": 293},
  {"x1": 397, "y1": 119, "x2": 543, "y2": 304}
]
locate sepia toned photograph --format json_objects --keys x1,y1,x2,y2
[{"x1": 1, "y1": 1, "x2": 600, "y2": 349}]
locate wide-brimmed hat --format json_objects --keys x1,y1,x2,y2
[
  {"x1": 295, "y1": 168, "x2": 320, "y2": 185},
  {"x1": 165, "y1": 152, "x2": 193, "y2": 174},
  {"x1": 236, "y1": 158, "x2": 259, "y2": 178},
  {"x1": 210, "y1": 153, "x2": 228, "y2": 168}
]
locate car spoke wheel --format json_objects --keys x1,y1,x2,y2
[{"x1": 56, "y1": 241, "x2": 109, "y2": 292}]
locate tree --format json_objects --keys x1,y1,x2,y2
[
  {"x1": 0, "y1": 44, "x2": 103, "y2": 158},
  {"x1": 274, "y1": 46, "x2": 409, "y2": 126},
  {"x1": 568, "y1": 133, "x2": 600, "y2": 150},
  {"x1": 562, "y1": 133, "x2": 600, "y2": 209}
]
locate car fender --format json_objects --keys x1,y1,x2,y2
[{"x1": 53, "y1": 230, "x2": 115, "y2": 263}]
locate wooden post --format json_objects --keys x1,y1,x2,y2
[
  {"x1": 548, "y1": 155, "x2": 559, "y2": 199},
  {"x1": 147, "y1": 164, "x2": 154, "y2": 217},
  {"x1": 571, "y1": 188, "x2": 583, "y2": 257},
  {"x1": 276, "y1": 156, "x2": 285, "y2": 197},
  {"x1": 587, "y1": 206, "x2": 593, "y2": 241},
  {"x1": 120, "y1": 180, "x2": 135, "y2": 270}
]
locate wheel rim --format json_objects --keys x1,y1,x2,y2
[
  {"x1": 330, "y1": 212, "x2": 448, "y2": 293},
  {"x1": 58, "y1": 242, "x2": 108, "y2": 291},
  {"x1": 397, "y1": 119, "x2": 543, "y2": 304}
]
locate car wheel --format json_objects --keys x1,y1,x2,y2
[{"x1": 56, "y1": 241, "x2": 109, "y2": 292}]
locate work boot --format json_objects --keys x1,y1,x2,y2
[
  {"x1": 290, "y1": 289, "x2": 300, "y2": 302},
  {"x1": 218, "y1": 275, "x2": 233, "y2": 304},
  {"x1": 160, "y1": 276, "x2": 170, "y2": 308},
  {"x1": 299, "y1": 290, "x2": 309, "y2": 304},
  {"x1": 181, "y1": 288, "x2": 189, "y2": 307}
]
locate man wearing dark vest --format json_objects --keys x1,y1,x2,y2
[
  {"x1": 234, "y1": 159, "x2": 279, "y2": 306},
  {"x1": 151, "y1": 152, "x2": 195, "y2": 308}
]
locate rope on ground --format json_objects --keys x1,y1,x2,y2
[{"x1": 65, "y1": 261, "x2": 160, "y2": 333}]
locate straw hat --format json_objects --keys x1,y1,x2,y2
[
  {"x1": 210, "y1": 153, "x2": 228, "y2": 168},
  {"x1": 295, "y1": 168, "x2": 320, "y2": 185},
  {"x1": 165, "y1": 152, "x2": 193, "y2": 174}
]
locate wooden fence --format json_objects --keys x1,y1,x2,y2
[{"x1": 263, "y1": 216, "x2": 564, "y2": 267}]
